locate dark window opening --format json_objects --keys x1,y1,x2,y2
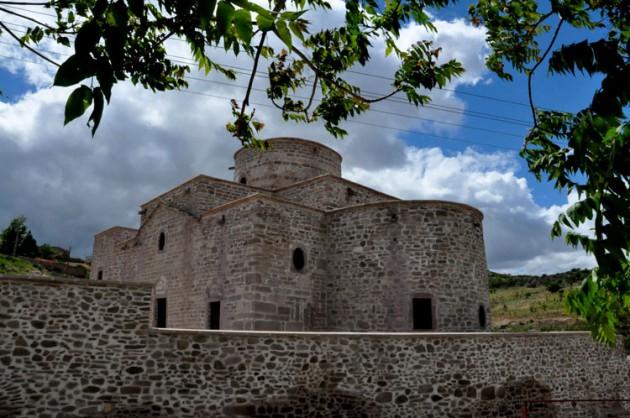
[
  {"x1": 156, "y1": 298, "x2": 167, "y2": 328},
  {"x1": 158, "y1": 232, "x2": 166, "y2": 251},
  {"x1": 413, "y1": 298, "x2": 433, "y2": 330},
  {"x1": 240, "y1": 177, "x2": 247, "y2": 184},
  {"x1": 478, "y1": 305, "x2": 487, "y2": 329},
  {"x1": 209, "y1": 301, "x2": 221, "y2": 330},
  {"x1": 292, "y1": 248, "x2": 305, "y2": 271},
  {"x1": 97, "y1": 270, "x2": 103, "y2": 280}
]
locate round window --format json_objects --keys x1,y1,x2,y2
[{"x1": 292, "y1": 248, "x2": 305, "y2": 271}]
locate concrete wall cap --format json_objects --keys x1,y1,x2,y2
[{"x1": 0, "y1": 275, "x2": 154, "y2": 289}]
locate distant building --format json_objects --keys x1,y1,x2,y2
[{"x1": 91, "y1": 137, "x2": 489, "y2": 332}]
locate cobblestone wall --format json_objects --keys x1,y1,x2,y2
[
  {"x1": 233, "y1": 138, "x2": 342, "y2": 190},
  {"x1": 326, "y1": 201, "x2": 489, "y2": 332},
  {"x1": 1, "y1": 277, "x2": 629, "y2": 418}
]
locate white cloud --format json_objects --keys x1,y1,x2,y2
[
  {"x1": 0, "y1": 6, "x2": 594, "y2": 274},
  {"x1": 345, "y1": 147, "x2": 596, "y2": 274}
]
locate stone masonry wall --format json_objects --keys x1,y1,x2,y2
[
  {"x1": 90, "y1": 227, "x2": 138, "y2": 281},
  {"x1": 233, "y1": 138, "x2": 342, "y2": 190},
  {"x1": 1, "y1": 277, "x2": 629, "y2": 418},
  {"x1": 275, "y1": 175, "x2": 397, "y2": 211},
  {"x1": 326, "y1": 201, "x2": 489, "y2": 332},
  {"x1": 140, "y1": 176, "x2": 260, "y2": 221}
]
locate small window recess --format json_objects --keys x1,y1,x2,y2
[
  {"x1": 156, "y1": 298, "x2": 167, "y2": 328},
  {"x1": 478, "y1": 305, "x2": 487, "y2": 329},
  {"x1": 158, "y1": 232, "x2": 165, "y2": 251},
  {"x1": 239, "y1": 177, "x2": 247, "y2": 184},
  {"x1": 412, "y1": 297, "x2": 433, "y2": 330},
  {"x1": 208, "y1": 301, "x2": 221, "y2": 330},
  {"x1": 292, "y1": 247, "x2": 306, "y2": 272},
  {"x1": 97, "y1": 270, "x2": 103, "y2": 280}
]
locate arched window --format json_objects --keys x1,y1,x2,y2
[
  {"x1": 478, "y1": 305, "x2": 487, "y2": 329},
  {"x1": 240, "y1": 177, "x2": 247, "y2": 184},
  {"x1": 158, "y1": 232, "x2": 166, "y2": 251},
  {"x1": 292, "y1": 248, "x2": 305, "y2": 272}
]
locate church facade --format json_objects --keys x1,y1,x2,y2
[{"x1": 91, "y1": 137, "x2": 489, "y2": 332}]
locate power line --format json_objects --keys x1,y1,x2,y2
[
  {"x1": 0, "y1": 39, "x2": 528, "y2": 138},
  {"x1": 0, "y1": 7, "x2": 537, "y2": 109},
  {"x1": 0, "y1": 50, "x2": 524, "y2": 152}
]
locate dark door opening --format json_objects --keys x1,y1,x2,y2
[
  {"x1": 478, "y1": 305, "x2": 487, "y2": 329},
  {"x1": 413, "y1": 298, "x2": 433, "y2": 330},
  {"x1": 209, "y1": 301, "x2": 221, "y2": 330},
  {"x1": 156, "y1": 298, "x2": 167, "y2": 328}
]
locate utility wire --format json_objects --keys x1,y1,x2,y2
[
  {"x1": 0, "y1": 6, "x2": 538, "y2": 109},
  {"x1": 0, "y1": 39, "x2": 527, "y2": 138},
  {"x1": 0, "y1": 51, "x2": 523, "y2": 151}
]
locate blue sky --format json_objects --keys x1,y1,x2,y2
[{"x1": 0, "y1": 0, "x2": 603, "y2": 273}]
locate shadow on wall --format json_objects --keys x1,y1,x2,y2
[
  {"x1": 223, "y1": 387, "x2": 382, "y2": 417},
  {"x1": 472, "y1": 377, "x2": 557, "y2": 418}
]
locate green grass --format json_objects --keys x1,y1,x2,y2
[
  {"x1": 490, "y1": 285, "x2": 588, "y2": 332},
  {"x1": 0, "y1": 254, "x2": 46, "y2": 276}
]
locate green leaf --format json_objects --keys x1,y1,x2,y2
[
  {"x1": 256, "y1": 14, "x2": 274, "y2": 31},
  {"x1": 288, "y1": 21, "x2": 305, "y2": 42},
  {"x1": 216, "y1": 1, "x2": 235, "y2": 37},
  {"x1": 74, "y1": 21, "x2": 101, "y2": 55},
  {"x1": 233, "y1": 9, "x2": 252, "y2": 43},
  {"x1": 88, "y1": 87, "x2": 104, "y2": 136},
  {"x1": 64, "y1": 85, "x2": 93, "y2": 125},
  {"x1": 199, "y1": 0, "x2": 217, "y2": 29},
  {"x1": 54, "y1": 55, "x2": 95, "y2": 87},
  {"x1": 275, "y1": 20, "x2": 292, "y2": 49},
  {"x1": 128, "y1": 0, "x2": 144, "y2": 17}
]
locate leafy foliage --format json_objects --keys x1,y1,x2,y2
[
  {"x1": 472, "y1": 0, "x2": 629, "y2": 344},
  {"x1": 1, "y1": 0, "x2": 463, "y2": 146},
  {"x1": 0, "y1": 216, "x2": 39, "y2": 257}
]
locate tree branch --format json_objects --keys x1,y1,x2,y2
[
  {"x1": 0, "y1": 6, "x2": 56, "y2": 30},
  {"x1": 240, "y1": 30, "x2": 267, "y2": 119},
  {"x1": 303, "y1": 74, "x2": 317, "y2": 120},
  {"x1": 286, "y1": 40, "x2": 401, "y2": 104},
  {"x1": 0, "y1": 20, "x2": 59, "y2": 66},
  {"x1": 528, "y1": 17, "x2": 563, "y2": 128}
]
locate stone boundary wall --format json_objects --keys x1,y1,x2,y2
[{"x1": 1, "y1": 276, "x2": 629, "y2": 418}]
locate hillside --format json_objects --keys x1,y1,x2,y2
[
  {"x1": 0, "y1": 254, "x2": 89, "y2": 278},
  {"x1": 0, "y1": 254, "x2": 47, "y2": 276},
  {"x1": 488, "y1": 268, "x2": 590, "y2": 332}
]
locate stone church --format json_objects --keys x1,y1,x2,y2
[{"x1": 91, "y1": 137, "x2": 489, "y2": 332}]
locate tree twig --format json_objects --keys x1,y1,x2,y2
[
  {"x1": 240, "y1": 30, "x2": 267, "y2": 119},
  {"x1": 528, "y1": 17, "x2": 563, "y2": 128},
  {"x1": 286, "y1": 40, "x2": 401, "y2": 104},
  {"x1": 0, "y1": 20, "x2": 59, "y2": 66},
  {"x1": 303, "y1": 74, "x2": 318, "y2": 120}
]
